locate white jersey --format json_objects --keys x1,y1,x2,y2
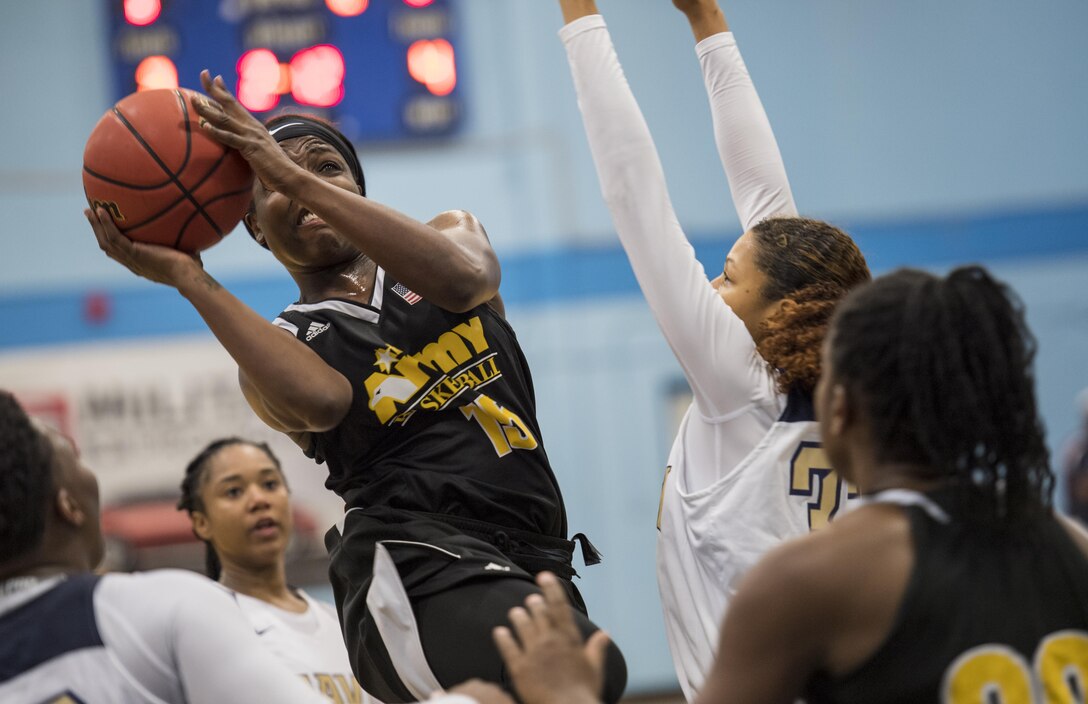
[
  {"x1": 0, "y1": 572, "x2": 475, "y2": 704},
  {"x1": 0, "y1": 570, "x2": 328, "y2": 704},
  {"x1": 560, "y1": 17, "x2": 858, "y2": 700},
  {"x1": 233, "y1": 589, "x2": 376, "y2": 703}
]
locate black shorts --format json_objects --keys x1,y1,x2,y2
[{"x1": 325, "y1": 505, "x2": 627, "y2": 703}]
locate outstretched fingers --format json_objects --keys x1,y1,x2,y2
[
  {"x1": 536, "y1": 572, "x2": 611, "y2": 675},
  {"x1": 492, "y1": 573, "x2": 609, "y2": 704},
  {"x1": 192, "y1": 68, "x2": 296, "y2": 190},
  {"x1": 536, "y1": 572, "x2": 581, "y2": 639},
  {"x1": 584, "y1": 629, "x2": 612, "y2": 677},
  {"x1": 191, "y1": 71, "x2": 246, "y2": 149},
  {"x1": 493, "y1": 624, "x2": 523, "y2": 665},
  {"x1": 508, "y1": 604, "x2": 540, "y2": 648},
  {"x1": 86, "y1": 207, "x2": 134, "y2": 262},
  {"x1": 84, "y1": 206, "x2": 199, "y2": 287},
  {"x1": 199, "y1": 70, "x2": 241, "y2": 114}
]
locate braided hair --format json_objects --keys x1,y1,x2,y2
[
  {"x1": 177, "y1": 438, "x2": 284, "y2": 580},
  {"x1": 749, "y1": 217, "x2": 871, "y2": 394},
  {"x1": 0, "y1": 391, "x2": 54, "y2": 564},
  {"x1": 829, "y1": 266, "x2": 1053, "y2": 527}
]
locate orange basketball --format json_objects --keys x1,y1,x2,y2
[{"x1": 82, "y1": 88, "x2": 253, "y2": 253}]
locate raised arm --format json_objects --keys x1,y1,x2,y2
[
  {"x1": 195, "y1": 71, "x2": 500, "y2": 313},
  {"x1": 558, "y1": 1, "x2": 772, "y2": 417},
  {"x1": 87, "y1": 209, "x2": 352, "y2": 433},
  {"x1": 677, "y1": 0, "x2": 797, "y2": 229}
]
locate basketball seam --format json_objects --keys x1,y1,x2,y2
[
  {"x1": 121, "y1": 149, "x2": 246, "y2": 233},
  {"x1": 111, "y1": 90, "x2": 224, "y2": 248},
  {"x1": 82, "y1": 165, "x2": 176, "y2": 190},
  {"x1": 109, "y1": 133, "x2": 246, "y2": 235},
  {"x1": 122, "y1": 151, "x2": 243, "y2": 233},
  {"x1": 115, "y1": 192, "x2": 191, "y2": 231},
  {"x1": 177, "y1": 185, "x2": 253, "y2": 252}
]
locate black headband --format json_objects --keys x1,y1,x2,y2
[
  {"x1": 244, "y1": 117, "x2": 366, "y2": 246},
  {"x1": 268, "y1": 118, "x2": 366, "y2": 194}
]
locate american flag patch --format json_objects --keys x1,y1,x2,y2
[{"x1": 392, "y1": 282, "x2": 422, "y2": 305}]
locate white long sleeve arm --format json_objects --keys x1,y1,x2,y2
[
  {"x1": 94, "y1": 571, "x2": 329, "y2": 704},
  {"x1": 697, "y1": 33, "x2": 797, "y2": 228},
  {"x1": 560, "y1": 16, "x2": 774, "y2": 417}
]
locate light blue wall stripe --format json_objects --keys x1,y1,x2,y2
[{"x1": 2, "y1": 202, "x2": 1086, "y2": 350}]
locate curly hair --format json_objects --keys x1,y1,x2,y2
[
  {"x1": 829, "y1": 266, "x2": 1052, "y2": 527},
  {"x1": 177, "y1": 437, "x2": 284, "y2": 580},
  {"x1": 0, "y1": 391, "x2": 54, "y2": 564},
  {"x1": 748, "y1": 217, "x2": 871, "y2": 394}
]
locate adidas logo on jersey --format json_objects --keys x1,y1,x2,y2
[
  {"x1": 484, "y1": 562, "x2": 511, "y2": 572},
  {"x1": 306, "y1": 322, "x2": 330, "y2": 341}
]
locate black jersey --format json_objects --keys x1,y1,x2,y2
[
  {"x1": 274, "y1": 269, "x2": 566, "y2": 538},
  {"x1": 805, "y1": 490, "x2": 1088, "y2": 704}
]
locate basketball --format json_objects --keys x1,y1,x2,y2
[{"x1": 82, "y1": 88, "x2": 253, "y2": 253}]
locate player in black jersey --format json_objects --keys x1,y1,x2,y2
[
  {"x1": 86, "y1": 71, "x2": 626, "y2": 703},
  {"x1": 670, "y1": 265, "x2": 1088, "y2": 704}
]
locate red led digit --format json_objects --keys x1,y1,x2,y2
[
  {"x1": 406, "y1": 39, "x2": 456, "y2": 96},
  {"x1": 135, "y1": 55, "x2": 178, "y2": 91},
  {"x1": 290, "y1": 45, "x2": 346, "y2": 108},
  {"x1": 237, "y1": 49, "x2": 283, "y2": 112},
  {"x1": 124, "y1": 0, "x2": 162, "y2": 26},
  {"x1": 326, "y1": 0, "x2": 369, "y2": 17}
]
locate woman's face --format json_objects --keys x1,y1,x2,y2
[
  {"x1": 248, "y1": 135, "x2": 362, "y2": 270},
  {"x1": 710, "y1": 231, "x2": 782, "y2": 342},
  {"x1": 191, "y1": 443, "x2": 293, "y2": 571}
]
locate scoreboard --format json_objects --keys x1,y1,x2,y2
[{"x1": 107, "y1": 0, "x2": 462, "y2": 142}]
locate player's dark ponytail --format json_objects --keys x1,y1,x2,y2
[
  {"x1": 177, "y1": 437, "x2": 283, "y2": 581},
  {"x1": 829, "y1": 266, "x2": 1053, "y2": 527}
]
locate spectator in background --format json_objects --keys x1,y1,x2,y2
[
  {"x1": 178, "y1": 438, "x2": 372, "y2": 703},
  {"x1": 0, "y1": 391, "x2": 513, "y2": 704},
  {"x1": 0, "y1": 391, "x2": 329, "y2": 704}
]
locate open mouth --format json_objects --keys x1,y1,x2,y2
[
  {"x1": 297, "y1": 209, "x2": 322, "y2": 226},
  {"x1": 252, "y1": 517, "x2": 278, "y2": 533}
]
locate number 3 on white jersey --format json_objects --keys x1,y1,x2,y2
[{"x1": 789, "y1": 441, "x2": 857, "y2": 530}]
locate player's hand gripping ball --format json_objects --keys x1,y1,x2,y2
[{"x1": 82, "y1": 88, "x2": 253, "y2": 253}]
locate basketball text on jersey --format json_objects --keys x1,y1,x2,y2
[
  {"x1": 364, "y1": 315, "x2": 539, "y2": 457},
  {"x1": 298, "y1": 672, "x2": 364, "y2": 704},
  {"x1": 366, "y1": 316, "x2": 497, "y2": 424},
  {"x1": 392, "y1": 282, "x2": 422, "y2": 304}
]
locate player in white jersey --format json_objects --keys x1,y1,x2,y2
[
  {"x1": 556, "y1": 0, "x2": 870, "y2": 698},
  {"x1": 234, "y1": 589, "x2": 363, "y2": 700},
  {"x1": 0, "y1": 391, "x2": 513, "y2": 704},
  {"x1": 177, "y1": 438, "x2": 373, "y2": 703},
  {"x1": 0, "y1": 393, "x2": 331, "y2": 704}
]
